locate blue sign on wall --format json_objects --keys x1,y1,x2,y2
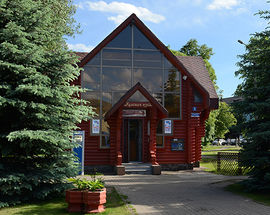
[
  {"x1": 73, "y1": 131, "x2": 85, "y2": 175},
  {"x1": 170, "y1": 139, "x2": 185, "y2": 151}
]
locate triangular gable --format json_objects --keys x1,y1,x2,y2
[
  {"x1": 105, "y1": 82, "x2": 168, "y2": 121},
  {"x1": 79, "y1": 13, "x2": 212, "y2": 108}
]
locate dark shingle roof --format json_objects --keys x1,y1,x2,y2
[
  {"x1": 176, "y1": 56, "x2": 218, "y2": 99},
  {"x1": 75, "y1": 52, "x2": 88, "y2": 61},
  {"x1": 222, "y1": 96, "x2": 243, "y2": 105}
]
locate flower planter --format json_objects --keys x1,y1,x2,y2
[
  {"x1": 65, "y1": 189, "x2": 84, "y2": 213},
  {"x1": 83, "y1": 188, "x2": 106, "y2": 213}
]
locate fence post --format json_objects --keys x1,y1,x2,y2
[{"x1": 217, "y1": 152, "x2": 221, "y2": 172}]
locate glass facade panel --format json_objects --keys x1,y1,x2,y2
[
  {"x1": 81, "y1": 92, "x2": 100, "y2": 117},
  {"x1": 156, "y1": 135, "x2": 163, "y2": 147},
  {"x1": 194, "y1": 88, "x2": 203, "y2": 103},
  {"x1": 164, "y1": 67, "x2": 180, "y2": 92},
  {"x1": 133, "y1": 25, "x2": 156, "y2": 49},
  {"x1": 112, "y1": 92, "x2": 125, "y2": 104},
  {"x1": 85, "y1": 53, "x2": 100, "y2": 66},
  {"x1": 103, "y1": 49, "x2": 131, "y2": 67},
  {"x1": 134, "y1": 68, "x2": 162, "y2": 92},
  {"x1": 164, "y1": 57, "x2": 173, "y2": 68},
  {"x1": 82, "y1": 67, "x2": 100, "y2": 91},
  {"x1": 102, "y1": 93, "x2": 112, "y2": 117},
  {"x1": 128, "y1": 91, "x2": 148, "y2": 102},
  {"x1": 152, "y1": 92, "x2": 163, "y2": 104},
  {"x1": 106, "y1": 25, "x2": 132, "y2": 48},
  {"x1": 102, "y1": 119, "x2": 110, "y2": 136},
  {"x1": 156, "y1": 120, "x2": 163, "y2": 134},
  {"x1": 134, "y1": 50, "x2": 162, "y2": 68},
  {"x1": 102, "y1": 67, "x2": 131, "y2": 91},
  {"x1": 165, "y1": 93, "x2": 180, "y2": 118}
]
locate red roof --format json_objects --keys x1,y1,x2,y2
[{"x1": 104, "y1": 82, "x2": 168, "y2": 120}]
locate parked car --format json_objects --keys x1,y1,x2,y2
[{"x1": 212, "y1": 139, "x2": 227, "y2": 145}]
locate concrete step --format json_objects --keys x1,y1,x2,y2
[{"x1": 122, "y1": 162, "x2": 152, "y2": 174}]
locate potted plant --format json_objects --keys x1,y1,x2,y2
[
  {"x1": 65, "y1": 174, "x2": 106, "y2": 213},
  {"x1": 82, "y1": 178, "x2": 106, "y2": 213},
  {"x1": 65, "y1": 178, "x2": 86, "y2": 213}
]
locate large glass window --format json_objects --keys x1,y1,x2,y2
[
  {"x1": 156, "y1": 120, "x2": 164, "y2": 147},
  {"x1": 102, "y1": 67, "x2": 131, "y2": 91},
  {"x1": 106, "y1": 25, "x2": 132, "y2": 48},
  {"x1": 165, "y1": 93, "x2": 180, "y2": 118},
  {"x1": 133, "y1": 25, "x2": 156, "y2": 49},
  {"x1": 134, "y1": 68, "x2": 163, "y2": 92},
  {"x1": 81, "y1": 23, "x2": 183, "y2": 148},
  {"x1": 82, "y1": 67, "x2": 100, "y2": 91},
  {"x1": 81, "y1": 92, "x2": 100, "y2": 116},
  {"x1": 103, "y1": 49, "x2": 131, "y2": 67},
  {"x1": 164, "y1": 67, "x2": 180, "y2": 92}
]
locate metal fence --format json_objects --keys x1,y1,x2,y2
[{"x1": 216, "y1": 152, "x2": 242, "y2": 175}]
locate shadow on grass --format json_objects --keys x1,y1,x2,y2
[
  {"x1": 0, "y1": 187, "x2": 133, "y2": 215},
  {"x1": 225, "y1": 183, "x2": 270, "y2": 206}
]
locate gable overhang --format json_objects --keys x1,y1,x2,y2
[
  {"x1": 105, "y1": 82, "x2": 168, "y2": 121},
  {"x1": 79, "y1": 13, "x2": 212, "y2": 109}
]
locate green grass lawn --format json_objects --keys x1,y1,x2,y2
[
  {"x1": 226, "y1": 183, "x2": 270, "y2": 206},
  {"x1": 202, "y1": 145, "x2": 241, "y2": 151},
  {"x1": 0, "y1": 187, "x2": 135, "y2": 215}
]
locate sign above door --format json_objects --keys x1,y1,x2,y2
[{"x1": 123, "y1": 109, "x2": 146, "y2": 117}]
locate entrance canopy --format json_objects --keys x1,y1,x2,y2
[{"x1": 105, "y1": 82, "x2": 168, "y2": 121}]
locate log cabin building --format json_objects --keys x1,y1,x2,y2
[{"x1": 75, "y1": 14, "x2": 218, "y2": 175}]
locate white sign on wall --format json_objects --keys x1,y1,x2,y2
[
  {"x1": 164, "y1": 119, "x2": 172, "y2": 134},
  {"x1": 92, "y1": 119, "x2": 100, "y2": 134}
]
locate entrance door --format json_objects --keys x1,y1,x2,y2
[{"x1": 123, "y1": 119, "x2": 143, "y2": 162}]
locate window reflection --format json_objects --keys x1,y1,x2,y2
[
  {"x1": 128, "y1": 91, "x2": 148, "y2": 102},
  {"x1": 82, "y1": 67, "x2": 100, "y2": 91},
  {"x1": 102, "y1": 93, "x2": 112, "y2": 117},
  {"x1": 194, "y1": 88, "x2": 203, "y2": 103},
  {"x1": 102, "y1": 67, "x2": 131, "y2": 91},
  {"x1": 103, "y1": 49, "x2": 131, "y2": 67},
  {"x1": 156, "y1": 135, "x2": 163, "y2": 147},
  {"x1": 112, "y1": 92, "x2": 125, "y2": 104},
  {"x1": 165, "y1": 93, "x2": 180, "y2": 118},
  {"x1": 164, "y1": 67, "x2": 180, "y2": 92},
  {"x1": 134, "y1": 68, "x2": 162, "y2": 92},
  {"x1": 81, "y1": 92, "x2": 100, "y2": 117},
  {"x1": 152, "y1": 92, "x2": 163, "y2": 104},
  {"x1": 101, "y1": 119, "x2": 110, "y2": 148},
  {"x1": 134, "y1": 50, "x2": 162, "y2": 68}
]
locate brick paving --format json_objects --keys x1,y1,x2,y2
[{"x1": 103, "y1": 169, "x2": 270, "y2": 215}]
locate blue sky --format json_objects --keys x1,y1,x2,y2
[{"x1": 67, "y1": 0, "x2": 269, "y2": 98}]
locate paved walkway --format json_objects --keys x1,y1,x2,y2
[{"x1": 104, "y1": 169, "x2": 270, "y2": 215}]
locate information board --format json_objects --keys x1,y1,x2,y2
[
  {"x1": 73, "y1": 130, "x2": 85, "y2": 175},
  {"x1": 170, "y1": 138, "x2": 185, "y2": 151}
]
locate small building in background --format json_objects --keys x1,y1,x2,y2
[{"x1": 74, "y1": 14, "x2": 218, "y2": 174}]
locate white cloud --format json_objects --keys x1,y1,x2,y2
[
  {"x1": 75, "y1": 2, "x2": 84, "y2": 9},
  {"x1": 207, "y1": 0, "x2": 240, "y2": 10},
  {"x1": 67, "y1": 43, "x2": 94, "y2": 52},
  {"x1": 86, "y1": 1, "x2": 165, "y2": 25}
]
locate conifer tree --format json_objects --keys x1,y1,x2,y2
[
  {"x1": 0, "y1": 0, "x2": 93, "y2": 207},
  {"x1": 235, "y1": 8, "x2": 270, "y2": 191}
]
